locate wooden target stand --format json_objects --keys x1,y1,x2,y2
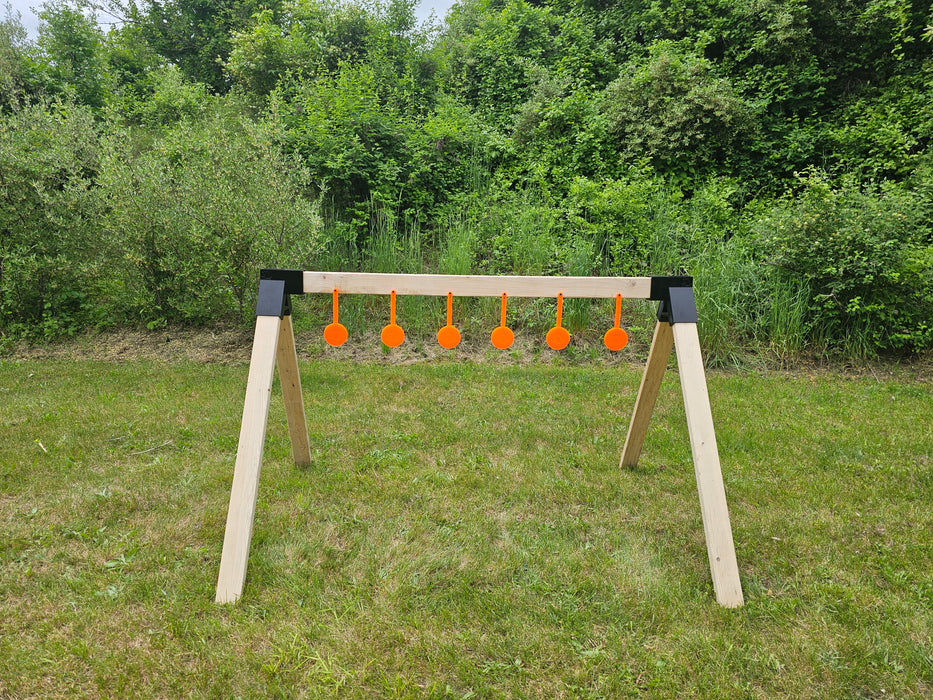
[{"x1": 215, "y1": 269, "x2": 744, "y2": 607}]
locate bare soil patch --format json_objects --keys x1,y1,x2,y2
[
  {"x1": 4, "y1": 325, "x2": 931, "y2": 381},
  {"x1": 6, "y1": 326, "x2": 257, "y2": 364},
  {"x1": 3, "y1": 324, "x2": 651, "y2": 367}
]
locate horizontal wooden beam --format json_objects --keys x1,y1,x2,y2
[{"x1": 302, "y1": 272, "x2": 653, "y2": 299}]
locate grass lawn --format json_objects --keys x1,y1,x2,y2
[{"x1": 0, "y1": 351, "x2": 931, "y2": 697}]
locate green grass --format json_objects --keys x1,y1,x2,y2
[{"x1": 0, "y1": 355, "x2": 931, "y2": 697}]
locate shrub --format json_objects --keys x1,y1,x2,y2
[
  {"x1": 755, "y1": 172, "x2": 933, "y2": 355},
  {"x1": 0, "y1": 100, "x2": 110, "y2": 338},
  {"x1": 120, "y1": 66, "x2": 211, "y2": 127},
  {"x1": 273, "y1": 62, "x2": 414, "y2": 230},
  {"x1": 566, "y1": 173, "x2": 666, "y2": 275},
  {"x1": 601, "y1": 42, "x2": 755, "y2": 183},
  {"x1": 408, "y1": 93, "x2": 493, "y2": 217},
  {"x1": 100, "y1": 112, "x2": 323, "y2": 325}
]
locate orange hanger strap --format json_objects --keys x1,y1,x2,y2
[
  {"x1": 603, "y1": 293, "x2": 628, "y2": 351},
  {"x1": 324, "y1": 288, "x2": 348, "y2": 347},
  {"x1": 437, "y1": 291, "x2": 461, "y2": 349},
  {"x1": 546, "y1": 292, "x2": 570, "y2": 350},
  {"x1": 381, "y1": 290, "x2": 404, "y2": 348},
  {"x1": 490, "y1": 292, "x2": 514, "y2": 350}
]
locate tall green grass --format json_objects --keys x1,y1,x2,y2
[{"x1": 308, "y1": 174, "x2": 929, "y2": 364}]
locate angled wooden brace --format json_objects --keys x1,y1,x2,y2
[
  {"x1": 621, "y1": 279, "x2": 744, "y2": 607},
  {"x1": 215, "y1": 275, "x2": 310, "y2": 604}
]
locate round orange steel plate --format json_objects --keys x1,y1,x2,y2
[
  {"x1": 490, "y1": 326, "x2": 514, "y2": 350},
  {"x1": 546, "y1": 326, "x2": 570, "y2": 350},
  {"x1": 437, "y1": 324, "x2": 461, "y2": 349},
  {"x1": 381, "y1": 323, "x2": 405, "y2": 348},
  {"x1": 603, "y1": 327, "x2": 629, "y2": 352},
  {"x1": 324, "y1": 322, "x2": 348, "y2": 347}
]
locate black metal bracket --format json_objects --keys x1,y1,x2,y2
[
  {"x1": 255, "y1": 278, "x2": 291, "y2": 318},
  {"x1": 255, "y1": 269, "x2": 305, "y2": 318},
  {"x1": 650, "y1": 276, "x2": 698, "y2": 325},
  {"x1": 260, "y1": 269, "x2": 305, "y2": 295}
]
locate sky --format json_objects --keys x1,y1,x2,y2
[
  {"x1": 6, "y1": 0, "x2": 41, "y2": 35},
  {"x1": 415, "y1": 0, "x2": 457, "y2": 24},
  {"x1": 5, "y1": 0, "x2": 459, "y2": 38}
]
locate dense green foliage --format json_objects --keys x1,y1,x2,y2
[
  {"x1": 1, "y1": 0, "x2": 932, "y2": 358},
  {"x1": 100, "y1": 110, "x2": 322, "y2": 324}
]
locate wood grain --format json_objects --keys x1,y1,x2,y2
[
  {"x1": 215, "y1": 314, "x2": 281, "y2": 604},
  {"x1": 302, "y1": 271, "x2": 652, "y2": 299},
  {"x1": 672, "y1": 322, "x2": 744, "y2": 607},
  {"x1": 276, "y1": 315, "x2": 311, "y2": 466},
  {"x1": 620, "y1": 320, "x2": 674, "y2": 468}
]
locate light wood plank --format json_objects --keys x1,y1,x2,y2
[
  {"x1": 303, "y1": 271, "x2": 652, "y2": 299},
  {"x1": 215, "y1": 314, "x2": 281, "y2": 604},
  {"x1": 672, "y1": 322, "x2": 744, "y2": 608},
  {"x1": 276, "y1": 315, "x2": 311, "y2": 466},
  {"x1": 620, "y1": 320, "x2": 674, "y2": 468}
]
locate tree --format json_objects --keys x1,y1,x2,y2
[
  {"x1": 602, "y1": 42, "x2": 754, "y2": 184},
  {"x1": 225, "y1": 0, "x2": 439, "y2": 101},
  {"x1": 38, "y1": 1, "x2": 108, "y2": 109},
  {"x1": 0, "y1": 5, "x2": 38, "y2": 109},
  {"x1": 132, "y1": 0, "x2": 279, "y2": 92}
]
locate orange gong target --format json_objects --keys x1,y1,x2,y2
[
  {"x1": 603, "y1": 293, "x2": 629, "y2": 351},
  {"x1": 490, "y1": 292, "x2": 514, "y2": 350},
  {"x1": 545, "y1": 292, "x2": 571, "y2": 350},
  {"x1": 437, "y1": 291, "x2": 461, "y2": 349},
  {"x1": 381, "y1": 290, "x2": 405, "y2": 348},
  {"x1": 323, "y1": 289, "x2": 349, "y2": 347}
]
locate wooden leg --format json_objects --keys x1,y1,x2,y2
[
  {"x1": 216, "y1": 314, "x2": 282, "y2": 604},
  {"x1": 276, "y1": 315, "x2": 311, "y2": 466},
  {"x1": 620, "y1": 320, "x2": 674, "y2": 468},
  {"x1": 672, "y1": 322, "x2": 744, "y2": 608}
]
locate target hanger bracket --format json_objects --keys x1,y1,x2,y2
[
  {"x1": 650, "y1": 276, "x2": 696, "y2": 325},
  {"x1": 255, "y1": 278, "x2": 291, "y2": 318}
]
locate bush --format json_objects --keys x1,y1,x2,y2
[
  {"x1": 755, "y1": 172, "x2": 933, "y2": 355},
  {"x1": 601, "y1": 42, "x2": 755, "y2": 184},
  {"x1": 274, "y1": 62, "x2": 414, "y2": 229},
  {"x1": 0, "y1": 100, "x2": 111, "y2": 338},
  {"x1": 566, "y1": 173, "x2": 666, "y2": 275},
  {"x1": 100, "y1": 112, "x2": 323, "y2": 325},
  {"x1": 120, "y1": 66, "x2": 210, "y2": 127}
]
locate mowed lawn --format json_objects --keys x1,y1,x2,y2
[{"x1": 0, "y1": 354, "x2": 931, "y2": 698}]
